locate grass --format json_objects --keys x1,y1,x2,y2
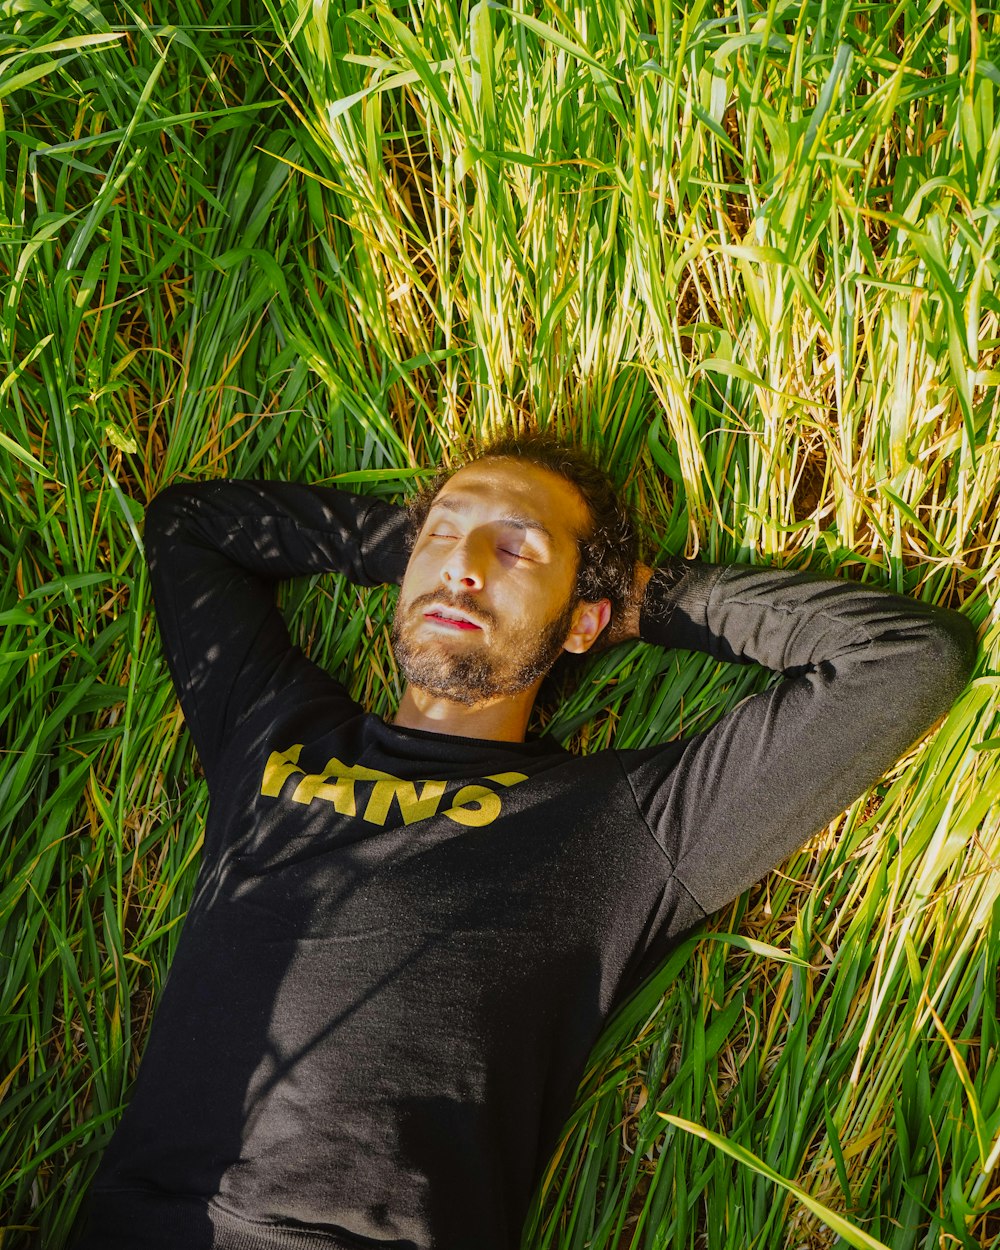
[{"x1": 1, "y1": 0, "x2": 998, "y2": 1246}]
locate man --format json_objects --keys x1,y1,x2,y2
[{"x1": 74, "y1": 431, "x2": 976, "y2": 1250}]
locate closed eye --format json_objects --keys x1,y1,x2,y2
[{"x1": 428, "y1": 530, "x2": 532, "y2": 561}]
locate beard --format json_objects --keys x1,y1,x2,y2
[{"x1": 390, "y1": 589, "x2": 577, "y2": 707}]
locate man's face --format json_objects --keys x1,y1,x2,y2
[{"x1": 391, "y1": 458, "x2": 594, "y2": 707}]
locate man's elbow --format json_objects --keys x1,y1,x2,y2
[
  {"x1": 913, "y1": 607, "x2": 978, "y2": 716},
  {"x1": 142, "y1": 483, "x2": 209, "y2": 571}
]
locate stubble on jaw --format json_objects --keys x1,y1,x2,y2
[{"x1": 389, "y1": 592, "x2": 578, "y2": 708}]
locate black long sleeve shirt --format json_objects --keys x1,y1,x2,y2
[{"x1": 74, "y1": 479, "x2": 977, "y2": 1250}]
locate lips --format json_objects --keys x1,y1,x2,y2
[{"x1": 423, "y1": 604, "x2": 483, "y2": 631}]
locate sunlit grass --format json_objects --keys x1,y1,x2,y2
[{"x1": 2, "y1": 1, "x2": 998, "y2": 1247}]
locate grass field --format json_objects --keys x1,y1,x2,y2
[{"x1": 2, "y1": 1, "x2": 999, "y2": 1246}]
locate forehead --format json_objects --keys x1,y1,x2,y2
[{"x1": 431, "y1": 458, "x2": 589, "y2": 546}]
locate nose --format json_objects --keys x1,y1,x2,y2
[{"x1": 440, "y1": 534, "x2": 486, "y2": 591}]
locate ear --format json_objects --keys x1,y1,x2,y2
[{"x1": 563, "y1": 599, "x2": 612, "y2": 654}]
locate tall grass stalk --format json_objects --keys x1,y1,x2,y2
[{"x1": 2, "y1": 1, "x2": 998, "y2": 1247}]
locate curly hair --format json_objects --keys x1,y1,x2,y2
[{"x1": 406, "y1": 430, "x2": 639, "y2": 624}]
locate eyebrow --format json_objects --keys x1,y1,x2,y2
[{"x1": 427, "y1": 496, "x2": 556, "y2": 545}]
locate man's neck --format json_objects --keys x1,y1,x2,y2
[{"x1": 392, "y1": 683, "x2": 540, "y2": 743}]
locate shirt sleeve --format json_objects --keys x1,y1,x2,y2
[
  {"x1": 617, "y1": 559, "x2": 978, "y2": 922},
  {"x1": 143, "y1": 478, "x2": 412, "y2": 789}
]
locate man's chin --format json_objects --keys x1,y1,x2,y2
[
  {"x1": 396, "y1": 663, "x2": 501, "y2": 707},
  {"x1": 391, "y1": 636, "x2": 486, "y2": 702},
  {"x1": 392, "y1": 647, "x2": 539, "y2": 706}
]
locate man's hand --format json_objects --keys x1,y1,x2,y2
[{"x1": 602, "y1": 562, "x2": 654, "y2": 648}]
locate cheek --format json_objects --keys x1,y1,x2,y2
[
  {"x1": 506, "y1": 587, "x2": 561, "y2": 634},
  {"x1": 399, "y1": 550, "x2": 433, "y2": 598}
]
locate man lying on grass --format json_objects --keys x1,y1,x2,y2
[{"x1": 73, "y1": 430, "x2": 976, "y2": 1250}]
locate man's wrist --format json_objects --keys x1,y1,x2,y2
[
  {"x1": 609, "y1": 562, "x2": 654, "y2": 645},
  {"x1": 625, "y1": 567, "x2": 655, "y2": 645}
]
